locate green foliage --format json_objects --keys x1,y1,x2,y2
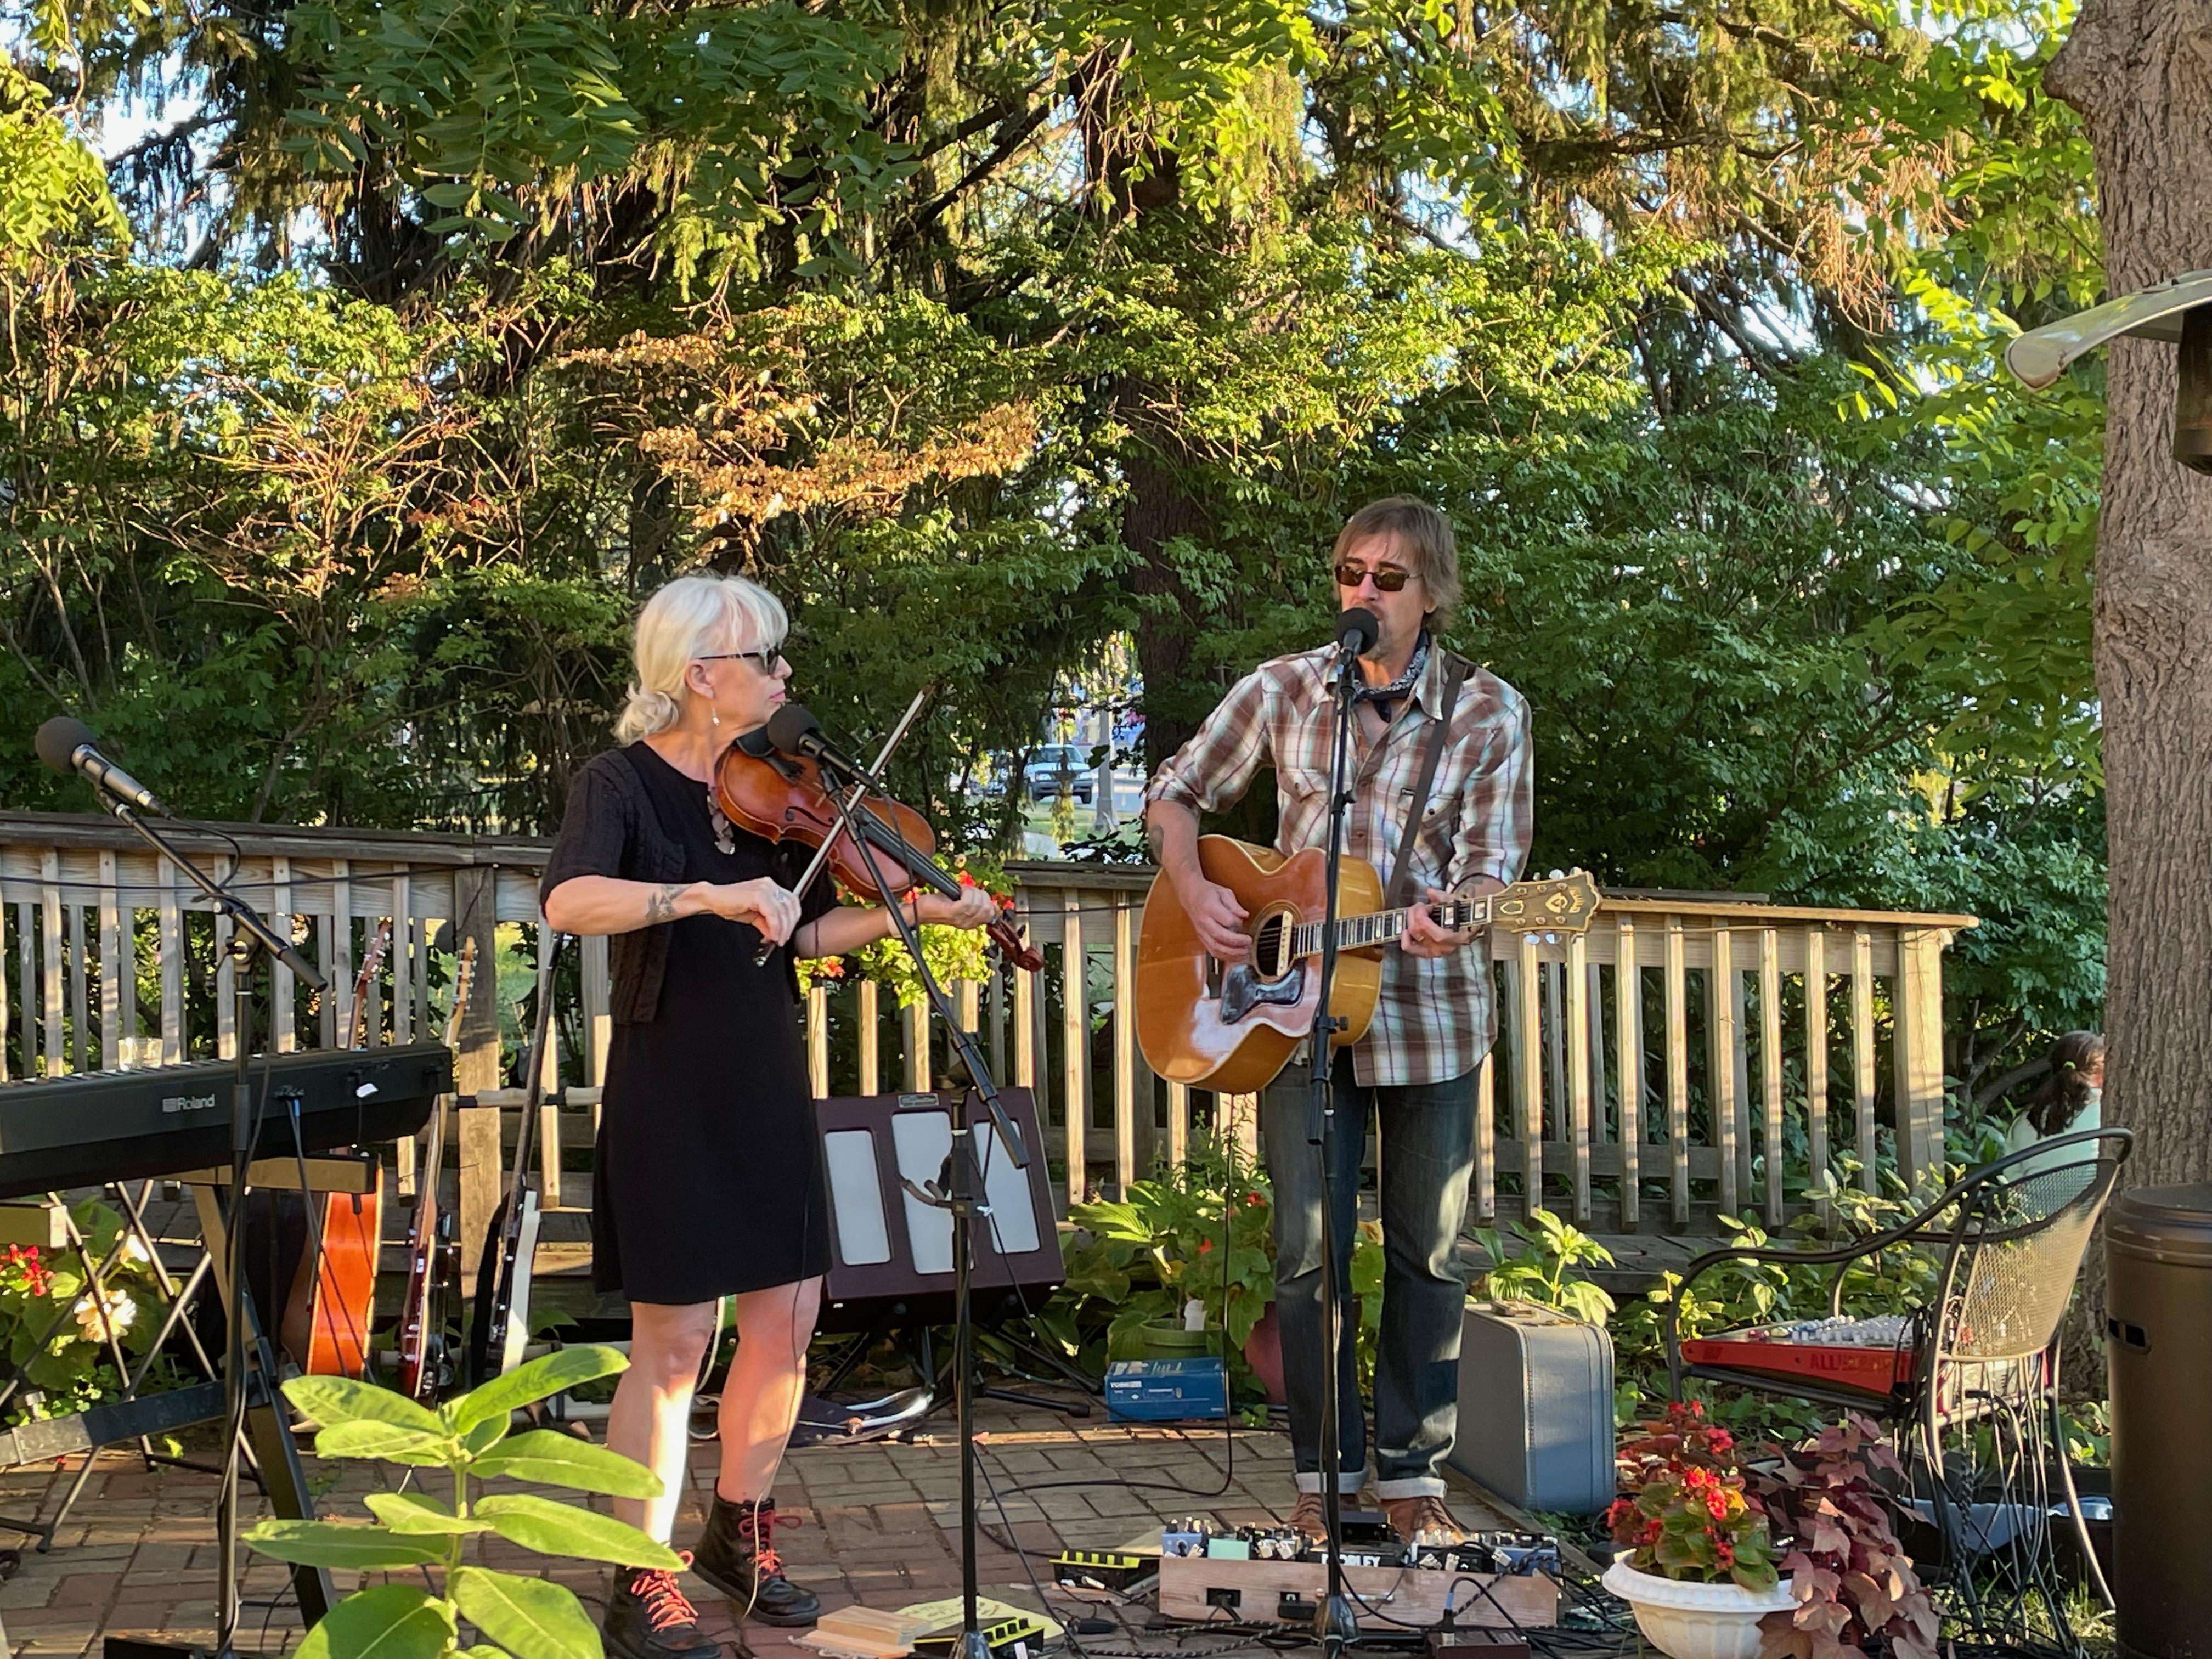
[
  {"x1": 1471, "y1": 1210, "x2": 1618, "y2": 1328},
  {"x1": 0, "y1": 1203, "x2": 171, "y2": 1425},
  {"x1": 1038, "y1": 1135, "x2": 1386, "y2": 1401},
  {"x1": 245, "y1": 1346, "x2": 673, "y2": 1659},
  {"x1": 0, "y1": 0, "x2": 2114, "y2": 1112}
]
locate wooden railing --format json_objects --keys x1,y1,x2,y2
[{"x1": 0, "y1": 812, "x2": 1976, "y2": 1249}]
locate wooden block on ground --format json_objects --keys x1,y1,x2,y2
[{"x1": 796, "y1": 1605, "x2": 937, "y2": 1659}]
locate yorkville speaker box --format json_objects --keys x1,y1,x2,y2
[{"x1": 816, "y1": 1088, "x2": 1064, "y2": 1334}]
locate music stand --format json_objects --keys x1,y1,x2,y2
[{"x1": 808, "y1": 755, "x2": 1029, "y2": 1659}]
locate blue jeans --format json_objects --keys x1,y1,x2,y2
[{"x1": 1260, "y1": 1051, "x2": 1477, "y2": 1498}]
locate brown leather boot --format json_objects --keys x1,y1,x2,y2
[{"x1": 1380, "y1": 1493, "x2": 1470, "y2": 1545}]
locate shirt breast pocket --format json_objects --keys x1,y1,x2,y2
[{"x1": 1277, "y1": 765, "x2": 1331, "y2": 842}]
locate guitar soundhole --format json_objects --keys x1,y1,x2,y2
[{"x1": 1254, "y1": 911, "x2": 1293, "y2": 979}]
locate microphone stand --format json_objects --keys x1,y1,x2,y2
[
  {"x1": 81, "y1": 798, "x2": 333, "y2": 1659},
  {"x1": 801, "y1": 755, "x2": 1025, "y2": 1659},
  {"x1": 1304, "y1": 632, "x2": 1366, "y2": 1652}
]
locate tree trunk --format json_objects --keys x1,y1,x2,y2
[
  {"x1": 1122, "y1": 439, "x2": 1211, "y2": 771},
  {"x1": 2047, "y1": 2, "x2": 2212, "y2": 1349}
]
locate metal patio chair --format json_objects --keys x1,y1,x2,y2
[{"x1": 1662, "y1": 1128, "x2": 2131, "y2": 1657}]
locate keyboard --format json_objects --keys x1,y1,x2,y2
[{"x1": 0, "y1": 1044, "x2": 450, "y2": 1199}]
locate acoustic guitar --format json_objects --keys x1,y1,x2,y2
[
  {"x1": 394, "y1": 936, "x2": 475, "y2": 1403},
  {"x1": 292, "y1": 921, "x2": 391, "y2": 1378},
  {"x1": 1135, "y1": 836, "x2": 1600, "y2": 1094}
]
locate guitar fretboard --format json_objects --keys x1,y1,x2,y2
[{"x1": 1290, "y1": 899, "x2": 1485, "y2": 959}]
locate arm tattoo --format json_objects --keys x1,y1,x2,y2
[{"x1": 645, "y1": 884, "x2": 683, "y2": 924}]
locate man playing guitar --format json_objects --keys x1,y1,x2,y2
[{"x1": 1144, "y1": 496, "x2": 1533, "y2": 1546}]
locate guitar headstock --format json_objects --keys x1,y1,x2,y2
[
  {"x1": 1488, "y1": 870, "x2": 1601, "y2": 935},
  {"x1": 444, "y1": 936, "x2": 477, "y2": 1051},
  {"x1": 347, "y1": 919, "x2": 394, "y2": 1048}
]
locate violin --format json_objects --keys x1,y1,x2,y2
[{"x1": 713, "y1": 739, "x2": 1045, "y2": 974}]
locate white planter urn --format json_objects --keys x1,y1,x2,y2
[{"x1": 1601, "y1": 1559, "x2": 1797, "y2": 1659}]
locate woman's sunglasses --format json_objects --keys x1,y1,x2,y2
[
  {"x1": 1333, "y1": 562, "x2": 1413, "y2": 592},
  {"x1": 697, "y1": 648, "x2": 786, "y2": 673}
]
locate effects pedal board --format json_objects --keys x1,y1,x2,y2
[
  {"x1": 915, "y1": 1615, "x2": 1049, "y2": 1659},
  {"x1": 1152, "y1": 1521, "x2": 1561, "y2": 1631},
  {"x1": 1051, "y1": 1550, "x2": 1156, "y2": 1598}
]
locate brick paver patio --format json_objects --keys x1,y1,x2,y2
[{"x1": 0, "y1": 1397, "x2": 1519, "y2": 1657}]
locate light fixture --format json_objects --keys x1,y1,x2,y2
[{"x1": 2005, "y1": 269, "x2": 2212, "y2": 473}]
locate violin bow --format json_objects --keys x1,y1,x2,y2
[{"x1": 754, "y1": 685, "x2": 932, "y2": 966}]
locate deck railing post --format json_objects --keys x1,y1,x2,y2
[{"x1": 1894, "y1": 926, "x2": 1949, "y2": 1193}]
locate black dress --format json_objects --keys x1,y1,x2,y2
[{"x1": 543, "y1": 742, "x2": 837, "y2": 1306}]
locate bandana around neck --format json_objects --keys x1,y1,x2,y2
[{"x1": 1351, "y1": 630, "x2": 1431, "y2": 719}]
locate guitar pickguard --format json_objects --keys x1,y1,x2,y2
[{"x1": 1217, "y1": 961, "x2": 1307, "y2": 1025}]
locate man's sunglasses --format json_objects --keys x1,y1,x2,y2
[
  {"x1": 697, "y1": 648, "x2": 786, "y2": 672},
  {"x1": 1333, "y1": 562, "x2": 1413, "y2": 592}
]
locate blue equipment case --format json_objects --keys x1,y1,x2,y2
[{"x1": 1104, "y1": 1357, "x2": 1228, "y2": 1421}]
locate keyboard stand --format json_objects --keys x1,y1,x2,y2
[{"x1": 0, "y1": 1164, "x2": 353, "y2": 1631}]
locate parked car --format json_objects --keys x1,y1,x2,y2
[{"x1": 1023, "y1": 744, "x2": 1094, "y2": 804}]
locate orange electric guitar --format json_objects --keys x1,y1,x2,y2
[
  {"x1": 394, "y1": 937, "x2": 475, "y2": 1403},
  {"x1": 295, "y1": 921, "x2": 392, "y2": 1378},
  {"x1": 1135, "y1": 836, "x2": 1600, "y2": 1094}
]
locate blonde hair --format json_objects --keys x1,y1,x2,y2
[
  {"x1": 614, "y1": 574, "x2": 788, "y2": 743},
  {"x1": 1333, "y1": 498, "x2": 1463, "y2": 627}
]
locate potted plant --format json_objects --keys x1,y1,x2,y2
[
  {"x1": 245, "y1": 1345, "x2": 674, "y2": 1658},
  {"x1": 1602, "y1": 1402, "x2": 1793, "y2": 1659},
  {"x1": 1749, "y1": 1414, "x2": 1939, "y2": 1659}
]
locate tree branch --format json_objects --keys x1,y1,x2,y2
[{"x1": 896, "y1": 98, "x2": 1057, "y2": 244}]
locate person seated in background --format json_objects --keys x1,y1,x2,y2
[{"x1": 2005, "y1": 1031, "x2": 2104, "y2": 1173}]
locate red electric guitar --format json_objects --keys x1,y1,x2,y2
[
  {"x1": 288, "y1": 922, "x2": 390, "y2": 1378},
  {"x1": 394, "y1": 937, "x2": 475, "y2": 1403}
]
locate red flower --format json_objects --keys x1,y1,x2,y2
[
  {"x1": 1246, "y1": 1192, "x2": 1266, "y2": 1207},
  {"x1": 1198, "y1": 1238, "x2": 1214, "y2": 1252}
]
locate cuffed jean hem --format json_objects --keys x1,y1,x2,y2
[
  {"x1": 1372, "y1": 1476, "x2": 1449, "y2": 1499},
  {"x1": 1293, "y1": 1468, "x2": 1371, "y2": 1495}
]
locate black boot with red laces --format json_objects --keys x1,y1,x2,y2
[
  {"x1": 605, "y1": 1550, "x2": 728, "y2": 1659},
  {"x1": 693, "y1": 1495, "x2": 822, "y2": 1627}
]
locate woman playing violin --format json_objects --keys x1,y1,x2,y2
[{"x1": 540, "y1": 574, "x2": 998, "y2": 1659}]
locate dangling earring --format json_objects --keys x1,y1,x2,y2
[{"x1": 712, "y1": 708, "x2": 722, "y2": 728}]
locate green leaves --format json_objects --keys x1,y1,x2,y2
[
  {"x1": 364, "y1": 1493, "x2": 493, "y2": 1537},
  {"x1": 241, "y1": 1520, "x2": 449, "y2": 1572},
  {"x1": 471, "y1": 1430, "x2": 665, "y2": 1498},
  {"x1": 295, "y1": 1585, "x2": 456, "y2": 1659},
  {"x1": 449, "y1": 1566, "x2": 603, "y2": 1659},
  {"x1": 244, "y1": 1348, "x2": 674, "y2": 1655},
  {"x1": 315, "y1": 1423, "x2": 454, "y2": 1466},
  {"x1": 447, "y1": 1344, "x2": 627, "y2": 1433},
  {"x1": 476, "y1": 1493, "x2": 682, "y2": 1568}
]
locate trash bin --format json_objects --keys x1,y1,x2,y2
[{"x1": 2106, "y1": 1183, "x2": 2212, "y2": 1659}]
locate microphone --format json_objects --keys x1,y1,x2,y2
[
  {"x1": 1336, "y1": 606, "x2": 1379, "y2": 658},
  {"x1": 765, "y1": 704, "x2": 875, "y2": 783},
  {"x1": 35, "y1": 718, "x2": 172, "y2": 816}
]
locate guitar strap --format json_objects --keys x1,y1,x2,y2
[{"x1": 1384, "y1": 656, "x2": 1468, "y2": 912}]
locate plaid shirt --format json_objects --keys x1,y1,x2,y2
[{"x1": 1146, "y1": 644, "x2": 1534, "y2": 1087}]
